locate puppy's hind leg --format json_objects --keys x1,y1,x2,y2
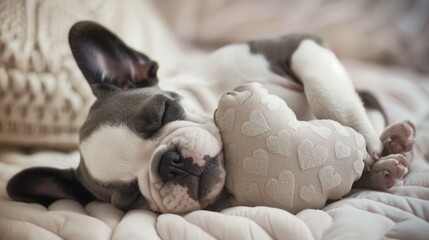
[
  {"x1": 290, "y1": 39, "x2": 383, "y2": 163},
  {"x1": 342, "y1": 92, "x2": 416, "y2": 181},
  {"x1": 353, "y1": 109, "x2": 415, "y2": 189}
]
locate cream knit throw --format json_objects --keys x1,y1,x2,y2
[{"x1": 0, "y1": 0, "x2": 183, "y2": 149}]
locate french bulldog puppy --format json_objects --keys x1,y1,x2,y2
[{"x1": 7, "y1": 21, "x2": 413, "y2": 214}]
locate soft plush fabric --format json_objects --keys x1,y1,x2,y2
[
  {"x1": 0, "y1": 0, "x2": 184, "y2": 149},
  {"x1": 215, "y1": 83, "x2": 366, "y2": 213}
]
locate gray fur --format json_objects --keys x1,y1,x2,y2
[
  {"x1": 80, "y1": 87, "x2": 184, "y2": 141},
  {"x1": 248, "y1": 34, "x2": 323, "y2": 83}
]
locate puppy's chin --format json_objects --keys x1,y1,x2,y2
[{"x1": 147, "y1": 125, "x2": 226, "y2": 213}]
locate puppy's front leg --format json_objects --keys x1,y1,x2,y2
[{"x1": 290, "y1": 40, "x2": 382, "y2": 163}]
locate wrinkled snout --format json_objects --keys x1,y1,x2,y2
[{"x1": 158, "y1": 150, "x2": 188, "y2": 182}]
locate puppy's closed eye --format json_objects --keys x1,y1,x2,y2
[
  {"x1": 161, "y1": 99, "x2": 185, "y2": 125},
  {"x1": 136, "y1": 95, "x2": 185, "y2": 137}
]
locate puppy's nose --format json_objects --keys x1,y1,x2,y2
[{"x1": 158, "y1": 150, "x2": 186, "y2": 182}]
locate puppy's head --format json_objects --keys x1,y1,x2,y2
[{"x1": 7, "y1": 21, "x2": 226, "y2": 214}]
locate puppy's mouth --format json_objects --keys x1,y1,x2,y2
[
  {"x1": 148, "y1": 125, "x2": 225, "y2": 213},
  {"x1": 156, "y1": 149, "x2": 221, "y2": 200}
]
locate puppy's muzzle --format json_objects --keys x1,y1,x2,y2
[{"x1": 158, "y1": 150, "x2": 190, "y2": 182}]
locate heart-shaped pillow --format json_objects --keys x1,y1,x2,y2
[{"x1": 215, "y1": 83, "x2": 367, "y2": 213}]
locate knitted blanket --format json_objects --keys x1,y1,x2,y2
[
  {"x1": 1, "y1": 62, "x2": 429, "y2": 239},
  {"x1": 0, "y1": 0, "x2": 183, "y2": 149}
]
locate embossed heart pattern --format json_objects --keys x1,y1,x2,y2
[{"x1": 215, "y1": 83, "x2": 367, "y2": 213}]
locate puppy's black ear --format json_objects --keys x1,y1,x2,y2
[
  {"x1": 69, "y1": 21, "x2": 158, "y2": 97},
  {"x1": 7, "y1": 167, "x2": 94, "y2": 206}
]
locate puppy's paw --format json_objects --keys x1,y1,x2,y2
[
  {"x1": 381, "y1": 120, "x2": 416, "y2": 155},
  {"x1": 360, "y1": 154, "x2": 408, "y2": 190}
]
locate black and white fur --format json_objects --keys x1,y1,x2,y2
[{"x1": 7, "y1": 21, "x2": 412, "y2": 214}]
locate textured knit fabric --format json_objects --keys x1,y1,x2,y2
[
  {"x1": 215, "y1": 83, "x2": 366, "y2": 213},
  {"x1": 0, "y1": 0, "x2": 182, "y2": 149}
]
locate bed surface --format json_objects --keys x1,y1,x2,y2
[
  {"x1": 1, "y1": 0, "x2": 429, "y2": 239},
  {"x1": 1, "y1": 62, "x2": 429, "y2": 240}
]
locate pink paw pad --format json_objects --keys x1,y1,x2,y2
[
  {"x1": 384, "y1": 173, "x2": 396, "y2": 189},
  {"x1": 382, "y1": 120, "x2": 416, "y2": 155},
  {"x1": 371, "y1": 154, "x2": 409, "y2": 189}
]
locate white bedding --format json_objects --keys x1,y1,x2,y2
[
  {"x1": 1, "y1": 63, "x2": 429, "y2": 240},
  {"x1": 1, "y1": 0, "x2": 429, "y2": 239}
]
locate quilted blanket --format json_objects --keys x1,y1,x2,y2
[{"x1": 1, "y1": 62, "x2": 429, "y2": 240}]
